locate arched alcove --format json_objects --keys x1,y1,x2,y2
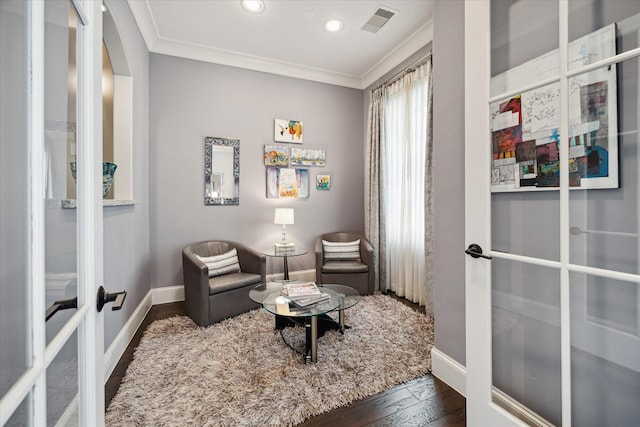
[
  {"x1": 102, "y1": 4, "x2": 133, "y2": 202},
  {"x1": 63, "y1": 4, "x2": 133, "y2": 207}
]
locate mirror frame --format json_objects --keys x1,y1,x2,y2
[{"x1": 204, "y1": 136, "x2": 240, "y2": 205}]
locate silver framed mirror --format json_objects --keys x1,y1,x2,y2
[{"x1": 204, "y1": 137, "x2": 239, "y2": 205}]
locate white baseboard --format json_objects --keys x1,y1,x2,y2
[
  {"x1": 431, "y1": 347, "x2": 467, "y2": 397},
  {"x1": 103, "y1": 290, "x2": 153, "y2": 382},
  {"x1": 145, "y1": 270, "x2": 316, "y2": 306},
  {"x1": 151, "y1": 284, "x2": 185, "y2": 305}
]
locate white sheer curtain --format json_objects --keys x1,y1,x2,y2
[{"x1": 381, "y1": 60, "x2": 432, "y2": 308}]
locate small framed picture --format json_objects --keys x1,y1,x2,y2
[
  {"x1": 274, "y1": 118, "x2": 303, "y2": 143},
  {"x1": 290, "y1": 147, "x2": 325, "y2": 167},
  {"x1": 264, "y1": 145, "x2": 289, "y2": 166},
  {"x1": 316, "y1": 174, "x2": 331, "y2": 191}
]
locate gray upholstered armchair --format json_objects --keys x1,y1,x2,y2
[
  {"x1": 182, "y1": 240, "x2": 266, "y2": 326},
  {"x1": 315, "y1": 232, "x2": 375, "y2": 295}
]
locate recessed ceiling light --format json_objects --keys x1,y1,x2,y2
[
  {"x1": 241, "y1": 0, "x2": 264, "y2": 13},
  {"x1": 101, "y1": 3, "x2": 107, "y2": 12},
  {"x1": 325, "y1": 19, "x2": 343, "y2": 32}
]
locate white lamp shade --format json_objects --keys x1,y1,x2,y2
[{"x1": 274, "y1": 208, "x2": 294, "y2": 225}]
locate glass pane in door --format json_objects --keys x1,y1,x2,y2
[
  {"x1": 490, "y1": 0, "x2": 559, "y2": 97},
  {"x1": 490, "y1": 0, "x2": 561, "y2": 261},
  {"x1": 44, "y1": 0, "x2": 79, "y2": 342},
  {"x1": 568, "y1": 54, "x2": 639, "y2": 275},
  {"x1": 492, "y1": 258, "x2": 561, "y2": 425},
  {"x1": 46, "y1": 331, "x2": 78, "y2": 426},
  {"x1": 568, "y1": 0, "x2": 640, "y2": 71},
  {"x1": 570, "y1": 272, "x2": 640, "y2": 426},
  {"x1": 6, "y1": 395, "x2": 29, "y2": 426},
  {"x1": 0, "y1": 0, "x2": 30, "y2": 398}
]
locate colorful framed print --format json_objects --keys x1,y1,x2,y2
[
  {"x1": 489, "y1": 24, "x2": 618, "y2": 192},
  {"x1": 274, "y1": 118, "x2": 303, "y2": 143},
  {"x1": 297, "y1": 169, "x2": 309, "y2": 198},
  {"x1": 279, "y1": 168, "x2": 298, "y2": 198},
  {"x1": 266, "y1": 167, "x2": 309, "y2": 199},
  {"x1": 290, "y1": 147, "x2": 326, "y2": 166},
  {"x1": 316, "y1": 174, "x2": 331, "y2": 190},
  {"x1": 264, "y1": 145, "x2": 289, "y2": 166}
]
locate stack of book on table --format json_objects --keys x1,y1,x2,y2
[
  {"x1": 274, "y1": 242, "x2": 296, "y2": 255},
  {"x1": 281, "y1": 282, "x2": 330, "y2": 308}
]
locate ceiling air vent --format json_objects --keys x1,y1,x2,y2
[{"x1": 361, "y1": 7, "x2": 396, "y2": 33}]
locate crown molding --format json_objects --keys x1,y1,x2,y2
[
  {"x1": 151, "y1": 37, "x2": 364, "y2": 89},
  {"x1": 127, "y1": 0, "x2": 432, "y2": 90}
]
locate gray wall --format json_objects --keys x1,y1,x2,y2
[
  {"x1": 432, "y1": 0, "x2": 466, "y2": 366},
  {"x1": 102, "y1": 0, "x2": 151, "y2": 349},
  {"x1": 149, "y1": 55, "x2": 364, "y2": 288}
]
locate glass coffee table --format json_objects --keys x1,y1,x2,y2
[{"x1": 249, "y1": 282, "x2": 360, "y2": 363}]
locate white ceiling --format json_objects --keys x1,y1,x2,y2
[{"x1": 127, "y1": 0, "x2": 434, "y2": 89}]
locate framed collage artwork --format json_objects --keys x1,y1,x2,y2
[
  {"x1": 490, "y1": 24, "x2": 618, "y2": 192},
  {"x1": 266, "y1": 167, "x2": 309, "y2": 199}
]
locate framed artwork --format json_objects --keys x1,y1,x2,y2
[
  {"x1": 490, "y1": 24, "x2": 618, "y2": 192},
  {"x1": 274, "y1": 118, "x2": 303, "y2": 143},
  {"x1": 266, "y1": 167, "x2": 309, "y2": 199},
  {"x1": 297, "y1": 169, "x2": 309, "y2": 198},
  {"x1": 316, "y1": 174, "x2": 331, "y2": 190},
  {"x1": 266, "y1": 167, "x2": 279, "y2": 198},
  {"x1": 290, "y1": 147, "x2": 326, "y2": 167},
  {"x1": 264, "y1": 145, "x2": 289, "y2": 166},
  {"x1": 279, "y1": 168, "x2": 298, "y2": 198}
]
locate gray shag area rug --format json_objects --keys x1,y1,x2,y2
[{"x1": 106, "y1": 295, "x2": 434, "y2": 426}]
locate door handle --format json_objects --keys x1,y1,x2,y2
[
  {"x1": 45, "y1": 297, "x2": 78, "y2": 321},
  {"x1": 465, "y1": 244, "x2": 492, "y2": 260},
  {"x1": 97, "y1": 285, "x2": 127, "y2": 312}
]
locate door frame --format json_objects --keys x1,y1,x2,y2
[{"x1": 464, "y1": 1, "x2": 523, "y2": 425}]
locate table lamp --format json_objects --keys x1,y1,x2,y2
[{"x1": 274, "y1": 208, "x2": 295, "y2": 248}]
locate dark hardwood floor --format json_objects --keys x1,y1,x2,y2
[{"x1": 105, "y1": 295, "x2": 466, "y2": 426}]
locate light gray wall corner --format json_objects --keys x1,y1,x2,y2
[
  {"x1": 432, "y1": 0, "x2": 466, "y2": 366},
  {"x1": 102, "y1": 0, "x2": 151, "y2": 350},
  {"x1": 149, "y1": 54, "x2": 364, "y2": 289}
]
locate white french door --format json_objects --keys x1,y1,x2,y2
[
  {"x1": 0, "y1": 0, "x2": 105, "y2": 425},
  {"x1": 466, "y1": 0, "x2": 640, "y2": 425}
]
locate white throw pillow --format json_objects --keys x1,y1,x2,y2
[
  {"x1": 322, "y1": 239, "x2": 361, "y2": 262},
  {"x1": 197, "y1": 248, "x2": 241, "y2": 277}
]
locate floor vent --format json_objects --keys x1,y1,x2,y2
[{"x1": 361, "y1": 7, "x2": 396, "y2": 33}]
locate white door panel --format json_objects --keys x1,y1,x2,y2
[{"x1": 465, "y1": 1, "x2": 640, "y2": 425}]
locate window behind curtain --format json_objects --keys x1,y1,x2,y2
[{"x1": 381, "y1": 65, "x2": 430, "y2": 303}]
